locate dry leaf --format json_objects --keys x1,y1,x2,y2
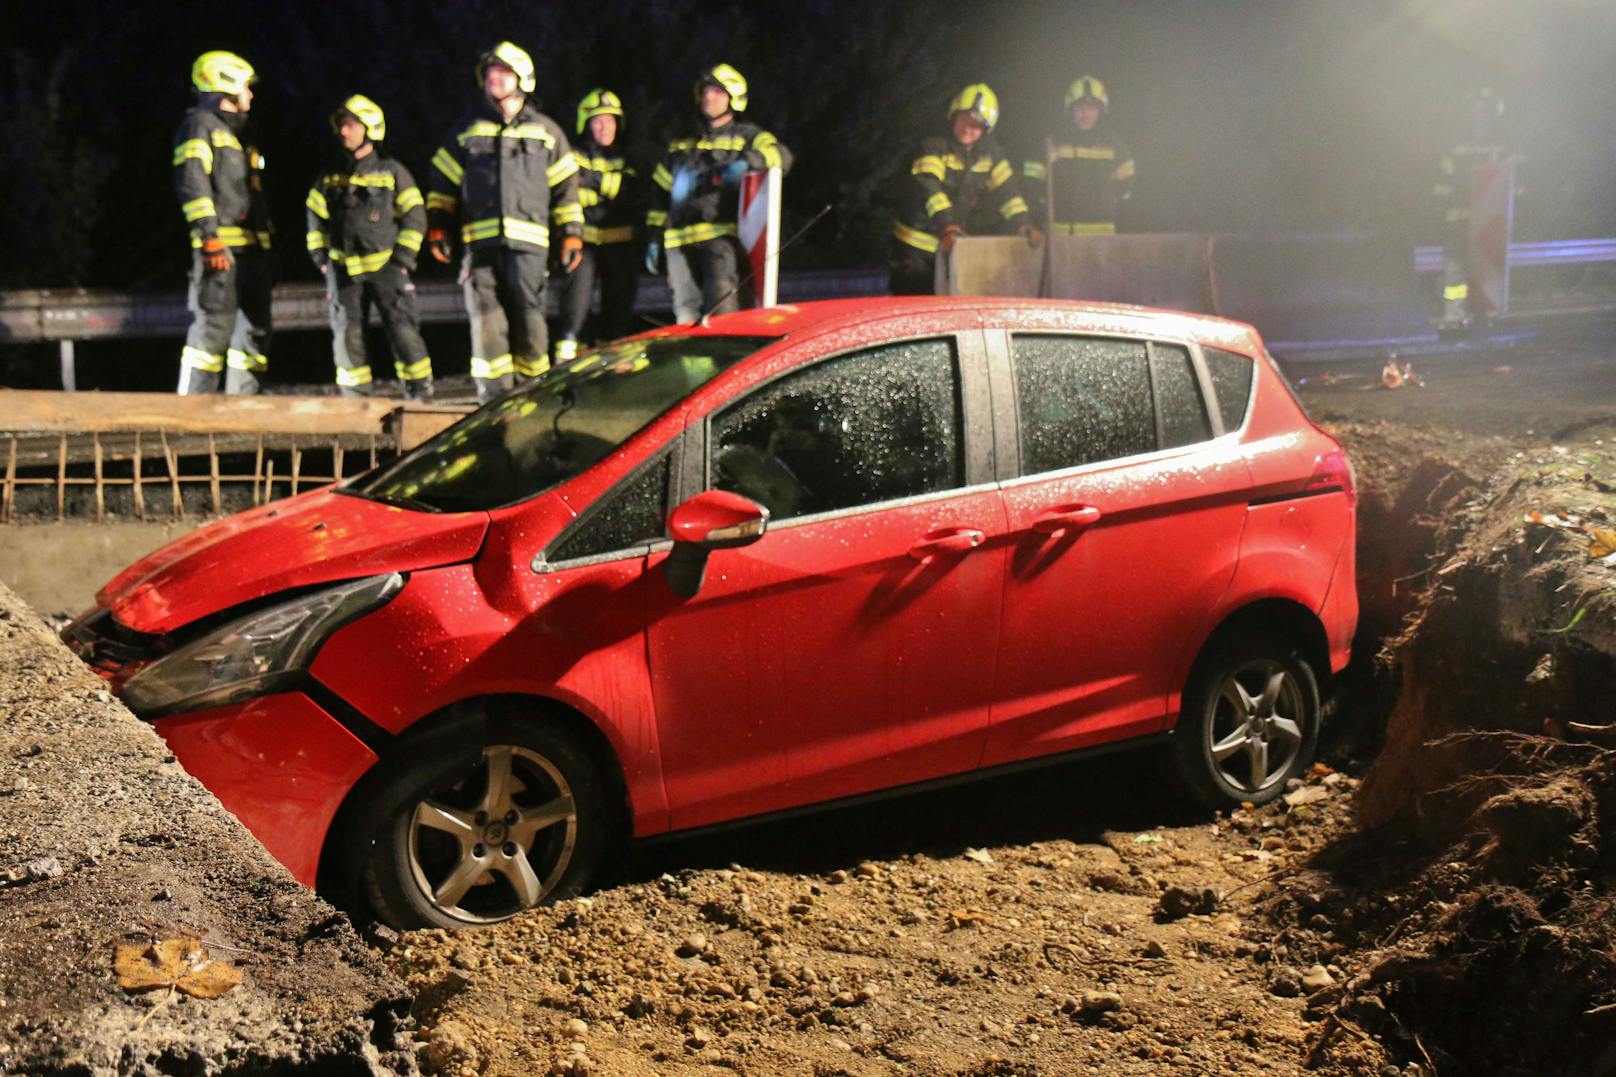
[
  {"x1": 946, "y1": 908, "x2": 990, "y2": 929},
  {"x1": 1283, "y1": 785, "x2": 1330, "y2": 808},
  {"x1": 1589, "y1": 528, "x2": 1616, "y2": 559},
  {"x1": 115, "y1": 938, "x2": 242, "y2": 999}
]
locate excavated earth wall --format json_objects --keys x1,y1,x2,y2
[{"x1": 0, "y1": 580, "x2": 413, "y2": 1075}]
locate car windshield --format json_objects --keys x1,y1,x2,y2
[{"x1": 346, "y1": 335, "x2": 775, "y2": 512}]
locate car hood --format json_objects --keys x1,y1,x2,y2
[{"x1": 97, "y1": 488, "x2": 490, "y2": 635}]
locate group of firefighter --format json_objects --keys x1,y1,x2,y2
[
  {"x1": 173, "y1": 43, "x2": 1136, "y2": 401},
  {"x1": 174, "y1": 42, "x2": 1496, "y2": 401}
]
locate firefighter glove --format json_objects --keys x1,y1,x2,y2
[
  {"x1": 939, "y1": 224, "x2": 965, "y2": 256},
  {"x1": 560, "y1": 235, "x2": 584, "y2": 273},
  {"x1": 644, "y1": 238, "x2": 663, "y2": 275},
  {"x1": 427, "y1": 228, "x2": 453, "y2": 264},
  {"x1": 200, "y1": 235, "x2": 233, "y2": 273},
  {"x1": 1019, "y1": 222, "x2": 1045, "y2": 249}
]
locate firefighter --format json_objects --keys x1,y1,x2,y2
[
  {"x1": 890, "y1": 84, "x2": 1040, "y2": 296},
  {"x1": 1434, "y1": 88, "x2": 1506, "y2": 330},
  {"x1": 173, "y1": 51, "x2": 273, "y2": 394},
  {"x1": 306, "y1": 95, "x2": 434, "y2": 399},
  {"x1": 427, "y1": 42, "x2": 584, "y2": 402},
  {"x1": 1024, "y1": 75, "x2": 1135, "y2": 236},
  {"x1": 646, "y1": 64, "x2": 792, "y2": 324},
  {"x1": 553, "y1": 89, "x2": 643, "y2": 364}
]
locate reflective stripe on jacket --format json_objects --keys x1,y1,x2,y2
[
  {"x1": 573, "y1": 136, "x2": 643, "y2": 247},
  {"x1": 173, "y1": 99, "x2": 271, "y2": 249},
  {"x1": 893, "y1": 133, "x2": 1029, "y2": 254},
  {"x1": 647, "y1": 118, "x2": 792, "y2": 249},
  {"x1": 306, "y1": 153, "x2": 426, "y2": 275},
  {"x1": 427, "y1": 101, "x2": 582, "y2": 254}
]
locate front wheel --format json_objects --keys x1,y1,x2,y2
[
  {"x1": 1170, "y1": 635, "x2": 1321, "y2": 809},
  {"x1": 358, "y1": 719, "x2": 612, "y2": 929}
]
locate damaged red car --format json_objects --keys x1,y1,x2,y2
[{"x1": 64, "y1": 297, "x2": 1357, "y2": 929}]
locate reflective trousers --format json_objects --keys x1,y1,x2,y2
[
  {"x1": 326, "y1": 263, "x2": 433, "y2": 398},
  {"x1": 463, "y1": 247, "x2": 549, "y2": 403},
  {"x1": 178, "y1": 247, "x2": 272, "y2": 395},
  {"x1": 668, "y1": 235, "x2": 747, "y2": 325},
  {"x1": 554, "y1": 242, "x2": 639, "y2": 362}
]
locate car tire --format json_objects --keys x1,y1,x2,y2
[
  {"x1": 356, "y1": 713, "x2": 613, "y2": 930},
  {"x1": 1169, "y1": 632, "x2": 1321, "y2": 810}
]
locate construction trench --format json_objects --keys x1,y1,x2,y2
[{"x1": 2, "y1": 341, "x2": 1615, "y2": 1075}]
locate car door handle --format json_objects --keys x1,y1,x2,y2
[
  {"x1": 909, "y1": 528, "x2": 986, "y2": 559},
  {"x1": 1030, "y1": 505, "x2": 1103, "y2": 535}
]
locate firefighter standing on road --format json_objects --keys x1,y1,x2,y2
[
  {"x1": 890, "y1": 84, "x2": 1040, "y2": 296},
  {"x1": 1434, "y1": 89, "x2": 1507, "y2": 330},
  {"x1": 306, "y1": 95, "x2": 434, "y2": 399},
  {"x1": 427, "y1": 42, "x2": 584, "y2": 402},
  {"x1": 554, "y1": 90, "x2": 644, "y2": 364},
  {"x1": 173, "y1": 51, "x2": 273, "y2": 394},
  {"x1": 646, "y1": 64, "x2": 792, "y2": 324},
  {"x1": 1024, "y1": 75, "x2": 1134, "y2": 237}
]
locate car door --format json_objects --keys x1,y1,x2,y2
[
  {"x1": 647, "y1": 328, "x2": 1009, "y2": 829},
  {"x1": 983, "y1": 331, "x2": 1252, "y2": 767}
]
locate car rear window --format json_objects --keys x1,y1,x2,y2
[
  {"x1": 1204, "y1": 347, "x2": 1256, "y2": 432},
  {"x1": 1152, "y1": 343, "x2": 1212, "y2": 449},
  {"x1": 1011, "y1": 335, "x2": 1154, "y2": 473}
]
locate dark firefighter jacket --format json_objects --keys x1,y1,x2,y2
[
  {"x1": 648, "y1": 118, "x2": 791, "y2": 249},
  {"x1": 427, "y1": 99, "x2": 583, "y2": 255},
  {"x1": 573, "y1": 134, "x2": 644, "y2": 247},
  {"x1": 305, "y1": 151, "x2": 426, "y2": 277},
  {"x1": 1023, "y1": 127, "x2": 1134, "y2": 235},
  {"x1": 172, "y1": 97, "x2": 271, "y2": 250},
  {"x1": 1433, "y1": 141, "x2": 1504, "y2": 234},
  {"x1": 892, "y1": 134, "x2": 1031, "y2": 255}
]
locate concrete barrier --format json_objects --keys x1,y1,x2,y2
[{"x1": 944, "y1": 232, "x2": 1433, "y2": 350}]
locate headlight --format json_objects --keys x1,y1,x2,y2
[{"x1": 122, "y1": 573, "x2": 403, "y2": 719}]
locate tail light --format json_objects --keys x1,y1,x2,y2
[{"x1": 1303, "y1": 448, "x2": 1356, "y2": 507}]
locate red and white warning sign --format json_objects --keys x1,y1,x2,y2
[
  {"x1": 738, "y1": 167, "x2": 782, "y2": 308},
  {"x1": 1468, "y1": 160, "x2": 1516, "y2": 316}
]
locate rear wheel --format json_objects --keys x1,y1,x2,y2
[
  {"x1": 1171, "y1": 634, "x2": 1320, "y2": 809},
  {"x1": 358, "y1": 717, "x2": 612, "y2": 929}
]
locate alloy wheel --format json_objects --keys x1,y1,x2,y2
[
  {"x1": 406, "y1": 744, "x2": 578, "y2": 923},
  {"x1": 1205, "y1": 659, "x2": 1306, "y2": 795}
]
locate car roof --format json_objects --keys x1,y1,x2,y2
[{"x1": 654, "y1": 296, "x2": 1262, "y2": 350}]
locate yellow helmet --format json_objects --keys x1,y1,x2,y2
[
  {"x1": 330, "y1": 94, "x2": 386, "y2": 142},
  {"x1": 576, "y1": 88, "x2": 624, "y2": 135},
  {"x1": 1065, "y1": 75, "x2": 1109, "y2": 112},
  {"x1": 477, "y1": 41, "x2": 536, "y2": 95},
  {"x1": 948, "y1": 84, "x2": 1000, "y2": 131},
  {"x1": 192, "y1": 51, "x2": 256, "y2": 96},
  {"x1": 694, "y1": 63, "x2": 748, "y2": 113}
]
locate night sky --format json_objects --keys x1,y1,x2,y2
[{"x1": 1, "y1": 0, "x2": 1613, "y2": 384}]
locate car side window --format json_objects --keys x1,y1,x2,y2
[
  {"x1": 1011, "y1": 335, "x2": 1154, "y2": 474},
  {"x1": 710, "y1": 338, "x2": 963, "y2": 521},
  {"x1": 1153, "y1": 343, "x2": 1212, "y2": 449},
  {"x1": 548, "y1": 455, "x2": 670, "y2": 563},
  {"x1": 1204, "y1": 347, "x2": 1255, "y2": 431}
]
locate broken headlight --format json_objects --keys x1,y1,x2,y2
[{"x1": 121, "y1": 573, "x2": 403, "y2": 719}]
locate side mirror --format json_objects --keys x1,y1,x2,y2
[{"x1": 662, "y1": 490, "x2": 769, "y2": 598}]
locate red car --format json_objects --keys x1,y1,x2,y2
[{"x1": 64, "y1": 298, "x2": 1356, "y2": 929}]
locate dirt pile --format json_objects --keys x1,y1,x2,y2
[
  {"x1": 1282, "y1": 419, "x2": 1616, "y2": 1076},
  {"x1": 389, "y1": 763, "x2": 1380, "y2": 1076},
  {"x1": 0, "y1": 580, "x2": 414, "y2": 1075}
]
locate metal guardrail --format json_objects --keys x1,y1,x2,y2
[
  {"x1": 1410, "y1": 238, "x2": 1616, "y2": 275},
  {"x1": 0, "y1": 268, "x2": 892, "y2": 346}
]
